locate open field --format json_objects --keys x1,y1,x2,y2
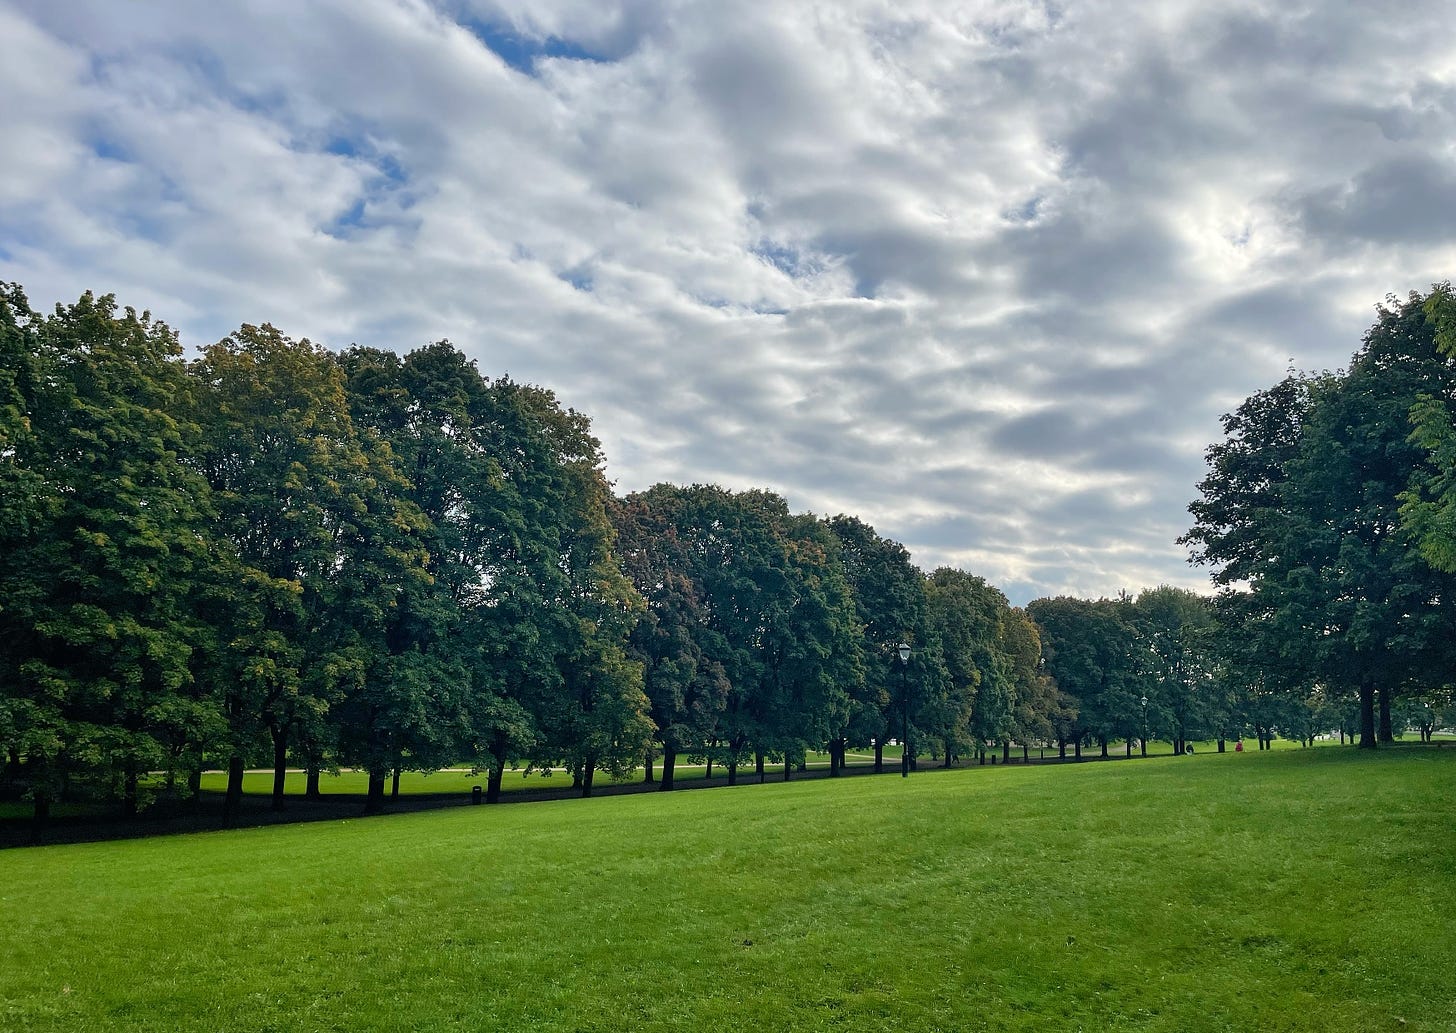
[{"x1": 4, "y1": 747, "x2": 1454, "y2": 1032}]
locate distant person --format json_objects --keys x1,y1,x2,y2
[{"x1": 1235, "y1": 740, "x2": 1244, "y2": 752}]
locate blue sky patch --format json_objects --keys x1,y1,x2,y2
[
  {"x1": 1004, "y1": 196, "x2": 1043, "y2": 223},
  {"x1": 458, "y1": 17, "x2": 607, "y2": 76},
  {"x1": 559, "y1": 264, "x2": 594, "y2": 292},
  {"x1": 89, "y1": 134, "x2": 130, "y2": 163},
  {"x1": 322, "y1": 199, "x2": 368, "y2": 239},
  {"x1": 751, "y1": 240, "x2": 802, "y2": 277}
]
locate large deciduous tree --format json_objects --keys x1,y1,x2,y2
[
  {"x1": 1, "y1": 289, "x2": 217, "y2": 830},
  {"x1": 611, "y1": 486, "x2": 731, "y2": 790},
  {"x1": 1026, "y1": 596, "x2": 1141, "y2": 759},
  {"x1": 1187, "y1": 291, "x2": 1456, "y2": 746},
  {"x1": 190, "y1": 325, "x2": 433, "y2": 817},
  {"x1": 1131, "y1": 586, "x2": 1216, "y2": 755},
  {"x1": 924, "y1": 568, "x2": 1004, "y2": 765},
  {"x1": 824, "y1": 515, "x2": 929, "y2": 774}
]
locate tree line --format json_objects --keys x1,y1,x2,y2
[
  {"x1": 3, "y1": 283, "x2": 1453, "y2": 834},
  {"x1": 0, "y1": 284, "x2": 1058, "y2": 829}
]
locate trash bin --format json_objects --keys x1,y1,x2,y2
[{"x1": 471, "y1": 785, "x2": 482, "y2": 805}]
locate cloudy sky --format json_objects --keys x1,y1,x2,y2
[{"x1": 4, "y1": 1, "x2": 1455, "y2": 604}]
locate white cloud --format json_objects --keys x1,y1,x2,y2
[{"x1": 4, "y1": 0, "x2": 1455, "y2": 603}]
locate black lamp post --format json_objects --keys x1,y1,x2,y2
[
  {"x1": 1140, "y1": 695, "x2": 1148, "y2": 757},
  {"x1": 898, "y1": 642, "x2": 911, "y2": 778}
]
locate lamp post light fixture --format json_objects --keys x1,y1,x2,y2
[
  {"x1": 1140, "y1": 695, "x2": 1149, "y2": 757},
  {"x1": 898, "y1": 642, "x2": 911, "y2": 778}
]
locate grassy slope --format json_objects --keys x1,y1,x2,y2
[{"x1": 3, "y1": 748, "x2": 1453, "y2": 1033}]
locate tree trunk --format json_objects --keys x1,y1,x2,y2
[
  {"x1": 829, "y1": 738, "x2": 841, "y2": 777},
  {"x1": 391, "y1": 766, "x2": 401, "y2": 798},
  {"x1": 727, "y1": 759, "x2": 738, "y2": 786},
  {"x1": 30, "y1": 792, "x2": 50, "y2": 845},
  {"x1": 660, "y1": 747, "x2": 677, "y2": 791},
  {"x1": 365, "y1": 771, "x2": 386, "y2": 813},
  {"x1": 580, "y1": 763, "x2": 595, "y2": 798},
  {"x1": 1217, "y1": 738, "x2": 1226, "y2": 753},
  {"x1": 187, "y1": 765, "x2": 203, "y2": 812},
  {"x1": 1074, "y1": 740, "x2": 1082, "y2": 761},
  {"x1": 487, "y1": 731, "x2": 507, "y2": 804},
  {"x1": 305, "y1": 767, "x2": 322, "y2": 799},
  {"x1": 1099, "y1": 737, "x2": 1108, "y2": 759},
  {"x1": 121, "y1": 758, "x2": 138, "y2": 819},
  {"x1": 874, "y1": 738, "x2": 884, "y2": 774},
  {"x1": 783, "y1": 756, "x2": 791, "y2": 781},
  {"x1": 644, "y1": 750, "x2": 655, "y2": 784},
  {"x1": 224, "y1": 753, "x2": 245, "y2": 826},
  {"x1": 1125, "y1": 739, "x2": 1132, "y2": 757},
  {"x1": 1378, "y1": 688, "x2": 1394, "y2": 743},
  {"x1": 1023, "y1": 743, "x2": 1030, "y2": 762},
  {"x1": 756, "y1": 750, "x2": 766, "y2": 783},
  {"x1": 271, "y1": 726, "x2": 289, "y2": 812},
  {"x1": 1003, "y1": 740, "x2": 1011, "y2": 763}
]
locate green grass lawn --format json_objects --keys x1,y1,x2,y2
[{"x1": 3, "y1": 747, "x2": 1453, "y2": 1032}]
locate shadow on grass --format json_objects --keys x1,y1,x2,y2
[{"x1": 9, "y1": 739, "x2": 1427, "y2": 849}]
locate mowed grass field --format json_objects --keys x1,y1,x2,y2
[{"x1": 3, "y1": 748, "x2": 1453, "y2": 1032}]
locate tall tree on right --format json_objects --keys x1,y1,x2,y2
[{"x1": 1185, "y1": 291, "x2": 1456, "y2": 746}]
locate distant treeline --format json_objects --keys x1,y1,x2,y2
[{"x1": 2, "y1": 283, "x2": 1453, "y2": 831}]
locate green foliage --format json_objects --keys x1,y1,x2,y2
[
  {"x1": 1130, "y1": 586, "x2": 1218, "y2": 748},
  {"x1": 611, "y1": 486, "x2": 862, "y2": 782},
  {"x1": 1027, "y1": 595, "x2": 1142, "y2": 753},
  {"x1": 825, "y1": 515, "x2": 935, "y2": 760},
  {"x1": 1400, "y1": 283, "x2": 1456, "y2": 572},
  {"x1": 0, "y1": 290, "x2": 217, "y2": 815},
  {"x1": 1187, "y1": 290, "x2": 1456, "y2": 746},
  {"x1": 924, "y1": 567, "x2": 1005, "y2": 757},
  {"x1": 190, "y1": 326, "x2": 438, "y2": 810},
  {"x1": 610, "y1": 489, "x2": 732, "y2": 783},
  {"x1": 0, "y1": 278, "x2": 1162, "y2": 823}
]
